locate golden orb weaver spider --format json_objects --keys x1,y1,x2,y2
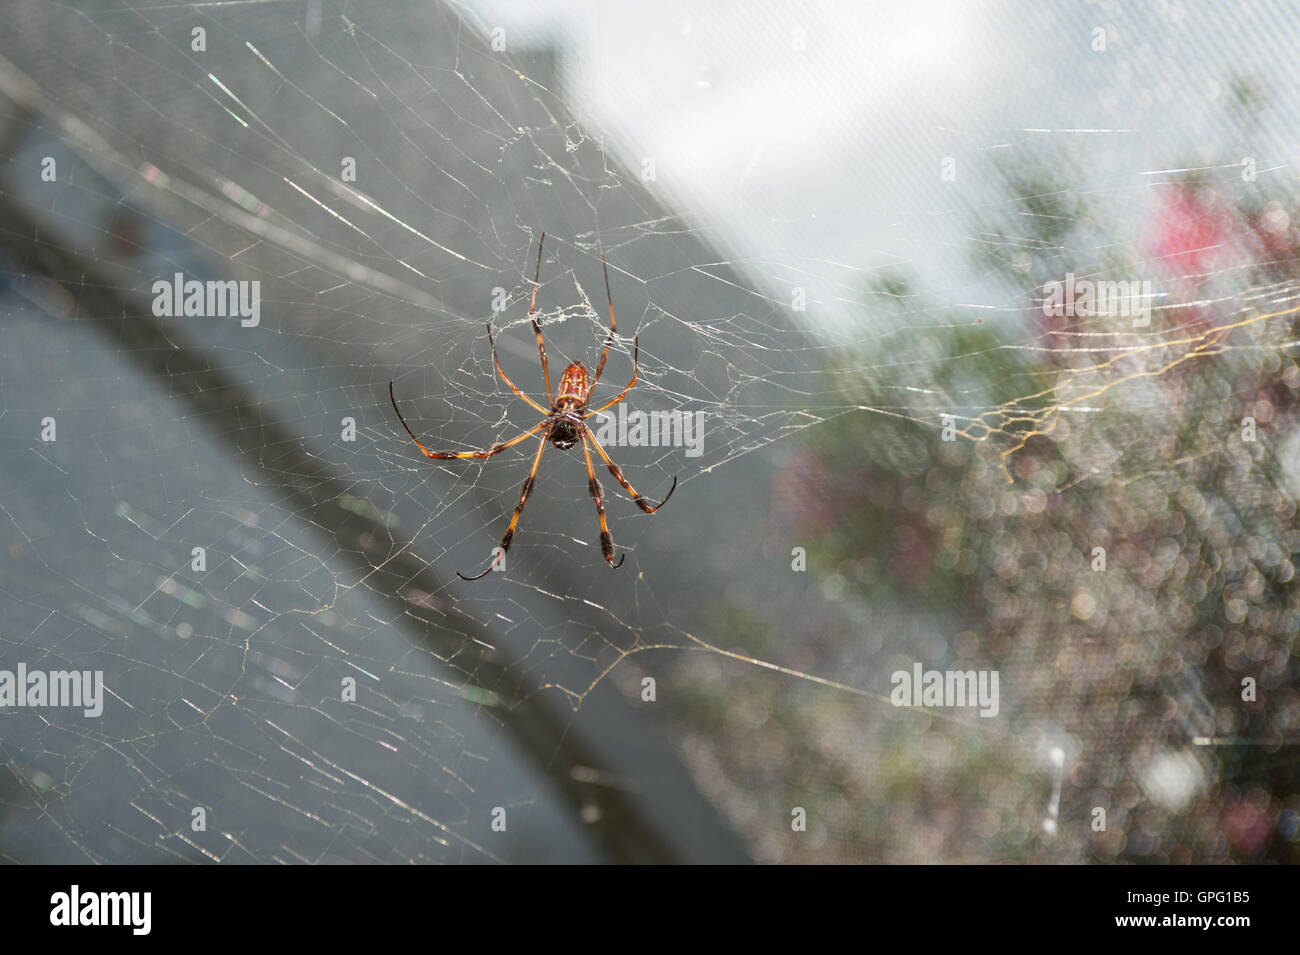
[{"x1": 389, "y1": 234, "x2": 678, "y2": 580}]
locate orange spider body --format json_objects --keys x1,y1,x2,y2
[
  {"x1": 555, "y1": 362, "x2": 589, "y2": 412},
  {"x1": 388, "y1": 233, "x2": 677, "y2": 579},
  {"x1": 549, "y1": 361, "x2": 590, "y2": 450}
]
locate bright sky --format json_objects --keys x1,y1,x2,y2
[{"x1": 459, "y1": 0, "x2": 1300, "y2": 329}]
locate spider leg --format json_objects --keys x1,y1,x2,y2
[
  {"x1": 588, "y1": 253, "x2": 618, "y2": 395},
  {"x1": 458, "y1": 425, "x2": 551, "y2": 581},
  {"x1": 389, "y1": 381, "x2": 547, "y2": 458},
  {"x1": 579, "y1": 430, "x2": 625, "y2": 569},
  {"x1": 485, "y1": 324, "x2": 549, "y2": 415},
  {"x1": 581, "y1": 423, "x2": 677, "y2": 514},
  {"x1": 529, "y1": 233, "x2": 554, "y2": 405},
  {"x1": 583, "y1": 335, "x2": 638, "y2": 418}
]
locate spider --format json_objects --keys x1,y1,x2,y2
[{"x1": 389, "y1": 234, "x2": 677, "y2": 580}]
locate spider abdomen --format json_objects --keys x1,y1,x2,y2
[{"x1": 556, "y1": 361, "x2": 589, "y2": 408}]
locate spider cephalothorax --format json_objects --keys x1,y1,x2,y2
[
  {"x1": 389, "y1": 233, "x2": 677, "y2": 579},
  {"x1": 548, "y1": 416, "x2": 581, "y2": 450}
]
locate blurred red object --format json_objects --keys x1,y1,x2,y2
[{"x1": 1148, "y1": 184, "x2": 1232, "y2": 279}]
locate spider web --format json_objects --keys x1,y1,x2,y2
[{"x1": 0, "y1": 0, "x2": 1297, "y2": 863}]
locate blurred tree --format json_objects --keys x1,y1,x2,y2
[{"x1": 671, "y1": 78, "x2": 1300, "y2": 864}]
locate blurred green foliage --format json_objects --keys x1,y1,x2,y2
[{"x1": 670, "y1": 87, "x2": 1299, "y2": 863}]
